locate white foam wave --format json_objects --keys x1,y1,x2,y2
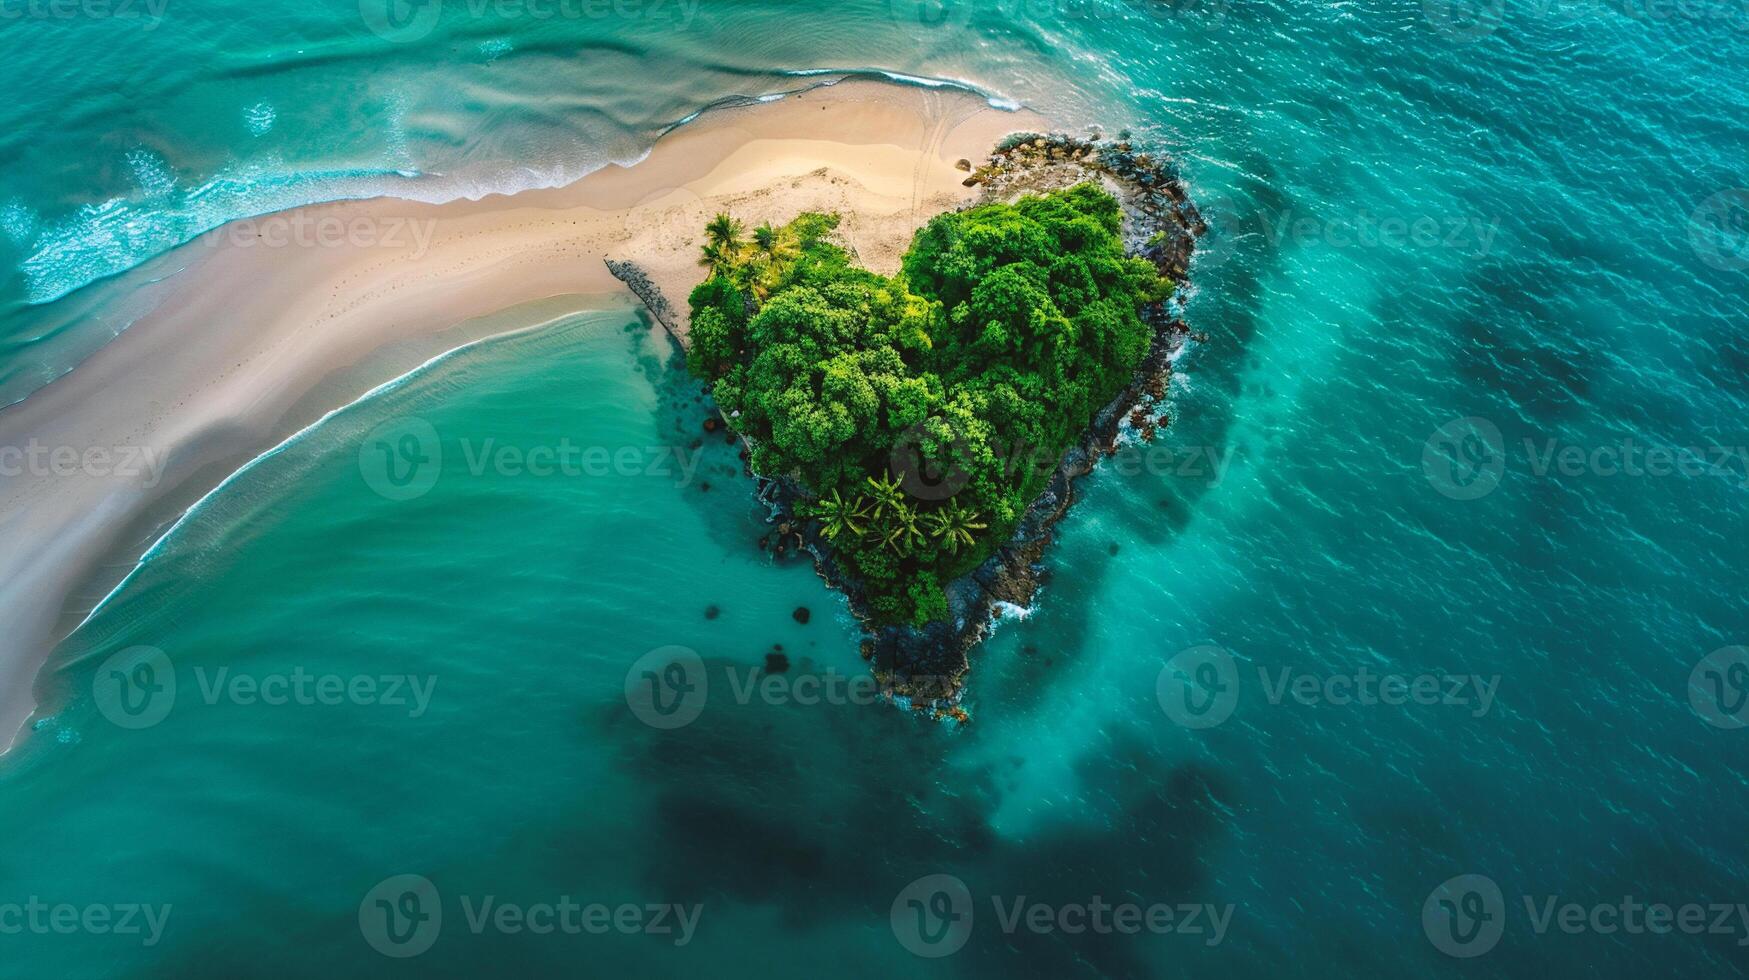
[
  {"x1": 13, "y1": 70, "x2": 1025, "y2": 313},
  {"x1": 244, "y1": 102, "x2": 277, "y2": 136}
]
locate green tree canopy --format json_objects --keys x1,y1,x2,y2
[{"x1": 687, "y1": 183, "x2": 1169, "y2": 625}]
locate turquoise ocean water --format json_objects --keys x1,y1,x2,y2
[{"x1": 1, "y1": 1, "x2": 1746, "y2": 976}]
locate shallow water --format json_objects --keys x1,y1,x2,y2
[{"x1": 2, "y1": 1, "x2": 1747, "y2": 977}]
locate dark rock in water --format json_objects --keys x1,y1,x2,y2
[
  {"x1": 867, "y1": 620, "x2": 974, "y2": 703},
  {"x1": 1109, "y1": 542, "x2": 1121, "y2": 556},
  {"x1": 792, "y1": 607, "x2": 811, "y2": 625},
  {"x1": 704, "y1": 605, "x2": 720, "y2": 620},
  {"x1": 977, "y1": 547, "x2": 1040, "y2": 607},
  {"x1": 764, "y1": 651, "x2": 791, "y2": 674},
  {"x1": 724, "y1": 433, "x2": 736, "y2": 444},
  {"x1": 603, "y1": 258, "x2": 681, "y2": 341},
  {"x1": 703, "y1": 417, "x2": 722, "y2": 433},
  {"x1": 699, "y1": 481, "x2": 711, "y2": 492}
]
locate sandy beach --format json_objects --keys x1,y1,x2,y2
[{"x1": 0, "y1": 78, "x2": 1042, "y2": 750}]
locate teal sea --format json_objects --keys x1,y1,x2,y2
[{"x1": 2, "y1": 1, "x2": 1747, "y2": 977}]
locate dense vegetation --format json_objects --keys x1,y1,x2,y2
[{"x1": 687, "y1": 183, "x2": 1169, "y2": 625}]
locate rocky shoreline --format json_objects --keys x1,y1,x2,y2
[
  {"x1": 608, "y1": 129, "x2": 1203, "y2": 723},
  {"x1": 604, "y1": 259, "x2": 682, "y2": 338}
]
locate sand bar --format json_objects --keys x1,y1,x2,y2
[{"x1": 0, "y1": 78, "x2": 1043, "y2": 749}]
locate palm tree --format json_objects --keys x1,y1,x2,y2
[
  {"x1": 704, "y1": 213, "x2": 745, "y2": 254},
  {"x1": 745, "y1": 220, "x2": 794, "y2": 300},
  {"x1": 698, "y1": 213, "x2": 746, "y2": 279},
  {"x1": 864, "y1": 472, "x2": 906, "y2": 520},
  {"x1": 809, "y1": 488, "x2": 872, "y2": 542},
  {"x1": 697, "y1": 240, "x2": 736, "y2": 278},
  {"x1": 923, "y1": 503, "x2": 987, "y2": 554},
  {"x1": 880, "y1": 501, "x2": 925, "y2": 555},
  {"x1": 696, "y1": 241, "x2": 738, "y2": 280},
  {"x1": 752, "y1": 221, "x2": 779, "y2": 254}
]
